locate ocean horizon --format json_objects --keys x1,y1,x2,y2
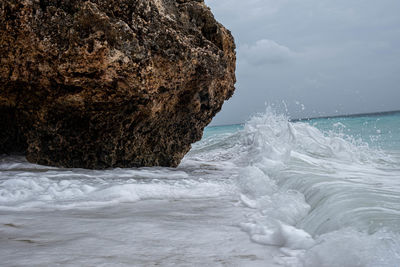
[{"x1": 211, "y1": 109, "x2": 400, "y2": 127}]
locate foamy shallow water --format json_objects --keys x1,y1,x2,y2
[{"x1": 1, "y1": 110, "x2": 400, "y2": 266}]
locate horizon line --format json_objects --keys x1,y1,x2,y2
[
  {"x1": 291, "y1": 109, "x2": 400, "y2": 122},
  {"x1": 210, "y1": 109, "x2": 400, "y2": 127}
]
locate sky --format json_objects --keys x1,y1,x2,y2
[{"x1": 205, "y1": 0, "x2": 400, "y2": 125}]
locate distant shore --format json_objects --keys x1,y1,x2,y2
[{"x1": 291, "y1": 109, "x2": 400, "y2": 122}]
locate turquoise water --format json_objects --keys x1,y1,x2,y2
[
  {"x1": 301, "y1": 111, "x2": 400, "y2": 151},
  {"x1": 203, "y1": 124, "x2": 243, "y2": 139},
  {"x1": 208, "y1": 111, "x2": 400, "y2": 151}
]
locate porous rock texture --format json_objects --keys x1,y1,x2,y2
[{"x1": 0, "y1": 0, "x2": 236, "y2": 168}]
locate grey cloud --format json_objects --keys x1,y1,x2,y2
[
  {"x1": 239, "y1": 39, "x2": 296, "y2": 65},
  {"x1": 205, "y1": 0, "x2": 400, "y2": 125}
]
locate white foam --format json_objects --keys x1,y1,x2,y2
[
  {"x1": 299, "y1": 228, "x2": 400, "y2": 267},
  {"x1": 233, "y1": 109, "x2": 400, "y2": 265},
  {"x1": 0, "y1": 172, "x2": 234, "y2": 210}
]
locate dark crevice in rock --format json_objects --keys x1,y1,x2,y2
[{"x1": 0, "y1": 107, "x2": 27, "y2": 154}]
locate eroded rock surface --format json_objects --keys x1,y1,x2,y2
[{"x1": 0, "y1": 0, "x2": 235, "y2": 168}]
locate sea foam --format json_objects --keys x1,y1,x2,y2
[{"x1": 233, "y1": 109, "x2": 400, "y2": 266}]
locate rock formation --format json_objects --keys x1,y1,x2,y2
[{"x1": 0, "y1": 0, "x2": 236, "y2": 168}]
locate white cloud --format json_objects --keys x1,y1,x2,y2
[{"x1": 239, "y1": 39, "x2": 296, "y2": 65}]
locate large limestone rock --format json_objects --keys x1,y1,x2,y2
[{"x1": 0, "y1": 0, "x2": 236, "y2": 168}]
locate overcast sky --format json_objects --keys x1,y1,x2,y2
[{"x1": 205, "y1": 0, "x2": 400, "y2": 125}]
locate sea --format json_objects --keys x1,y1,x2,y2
[{"x1": 1, "y1": 109, "x2": 400, "y2": 266}]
